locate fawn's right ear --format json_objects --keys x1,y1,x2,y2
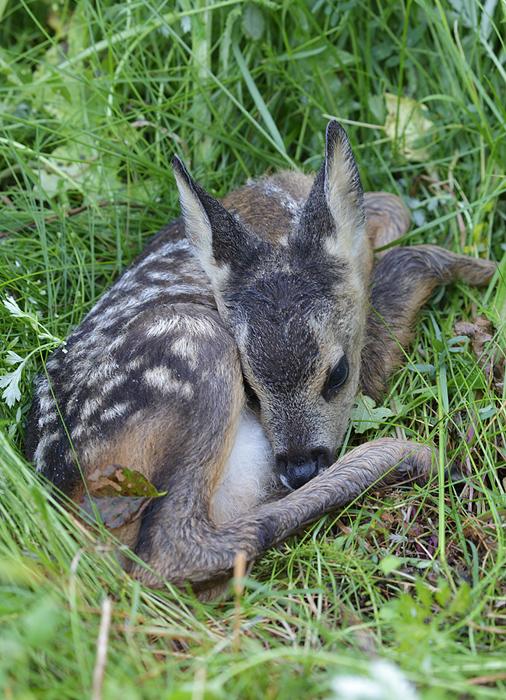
[{"x1": 172, "y1": 156, "x2": 263, "y2": 288}]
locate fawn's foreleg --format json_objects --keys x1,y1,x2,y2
[{"x1": 130, "y1": 438, "x2": 432, "y2": 589}]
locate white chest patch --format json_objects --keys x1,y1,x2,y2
[{"x1": 210, "y1": 408, "x2": 274, "y2": 525}]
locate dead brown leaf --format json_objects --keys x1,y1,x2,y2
[
  {"x1": 87, "y1": 464, "x2": 166, "y2": 498},
  {"x1": 454, "y1": 316, "x2": 504, "y2": 391},
  {"x1": 79, "y1": 464, "x2": 166, "y2": 529}
]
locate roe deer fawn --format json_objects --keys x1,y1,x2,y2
[{"x1": 26, "y1": 121, "x2": 496, "y2": 594}]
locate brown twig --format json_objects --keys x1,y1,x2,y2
[
  {"x1": 467, "y1": 672, "x2": 506, "y2": 686},
  {"x1": 232, "y1": 550, "x2": 247, "y2": 652}
]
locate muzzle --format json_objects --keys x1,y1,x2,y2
[{"x1": 275, "y1": 448, "x2": 331, "y2": 490}]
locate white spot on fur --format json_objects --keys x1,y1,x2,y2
[
  {"x1": 165, "y1": 283, "x2": 210, "y2": 296},
  {"x1": 146, "y1": 317, "x2": 180, "y2": 337},
  {"x1": 147, "y1": 314, "x2": 217, "y2": 339},
  {"x1": 114, "y1": 240, "x2": 190, "y2": 288},
  {"x1": 81, "y1": 397, "x2": 102, "y2": 420},
  {"x1": 152, "y1": 238, "x2": 190, "y2": 258},
  {"x1": 210, "y1": 409, "x2": 273, "y2": 524},
  {"x1": 138, "y1": 287, "x2": 165, "y2": 303},
  {"x1": 108, "y1": 334, "x2": 127, "y2": 350},
  {"x1": 97, "y1": 304, "x2": 121, "y2": 321},
  {"x1": 34, "y1": 431, "x2": 60, "y2": 470},
  {"x1": 146, "y1": 269, "x2": 175, "y2": 283},
  {"x1": 71, "y1": 423, "x2": 86, "y2": 439},
  {"x1": 38, "y1": 392, "x2": 54, "y2": 413},
  {"x1": 183, "y1": 315, "x2": 216, "y2": 337},
  {"x1": 261, "y1": 180, "x2": 302, "y2": 221},
  {"x1": 38, "y1": 411, "x2": 57, "y2": 429},
  {"x1": 125, "y1": 357, "x2": 142, "y2": 371},
  {"x1": 171, "y1": 336, "x2": 199, "y2": 368},
  {"x1": 89, "y1": 361, "x2": 117, "y2": 383},
  {"x1": 143, "y1": 366, "x2": 193, "y2": 398},
  {"x1": 101, "y1": 402, "x2": 131, "y2": 421},
  {"x1": 101, "y1": 374, "x2": 126, "y2": 394}
]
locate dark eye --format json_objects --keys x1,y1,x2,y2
[{"x1": 322, "y1": 356, "x2": 349, "y2": 401}]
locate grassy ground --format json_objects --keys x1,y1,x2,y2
[{"x1": 1, "y1": 0, "x2": 505, "y2": 698}]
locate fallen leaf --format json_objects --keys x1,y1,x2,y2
[
  {"x1": 384, "y1": 93, "x2": 433, "y2": 162},
  {"x1": 87, "y1": 464, "x2": 166, "y2": 498},
  {"x1": 34, "y1": 141, "x2": 122, "y2": 203},
  {"x1": 79, "y1": 465, "x2": 166, "y2": 529},
  {"x1": 454, "y1": 316, "x2": 503, "y2": 391},
  {"x1": 242, "y1": 3, "x2": 265, "y2": 41}
]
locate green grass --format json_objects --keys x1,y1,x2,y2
[{"x1": 1, "y1": 1, "x2": 505, "y2": 698}]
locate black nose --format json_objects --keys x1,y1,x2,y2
[{"x1": 276, "y1": 449, "x2": 330, "y2": 490}]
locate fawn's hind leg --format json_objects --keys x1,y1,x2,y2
[
  {"x1": 362, "y1": 245, "x2": 497, "y2": 399},
  {"x1": 363, "y1": 194, "x2": 497, "y2": 399},
  {"x1": 364, "y1": 192, "x2": 411, "y2": 250},
  {"x1": 127, "y1": 323, "x2": 273, "y2": 584},
  {"x1": 54, "y1": 304, "x2": 252, "y2": 558}
]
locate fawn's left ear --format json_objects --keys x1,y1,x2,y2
[
  {"x1": 172, "y1": 156, "x2": 264, "y2": 288},
  {"x1": 293, "y1": 121, "x2": 367, "y2": 272}
]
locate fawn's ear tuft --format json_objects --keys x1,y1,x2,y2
[
  {"x1": 172, "y1": 155, "x2": 213, "y2": 255},
  {"x1": 172, "y1": 156, "x2": 266, "y2": 290},
  {"x1": 324, "y1": 120, "x2": 363, "y2": 209},
  {"x1": 172, "y1": 155, "x2": 191, "y2": 185},
  {"x1": 293, "y1": 120, "x2": 367, "y2": 274}
]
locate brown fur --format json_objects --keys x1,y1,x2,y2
[
  {"x1": 25, "y1": 122, "x2": 496, "y2": 596},
  {"x1": 363, "y1": 191, "x2": 411, "y2": 251},
  {"x1": 361, "y1": 245, "x2": 496, "y2": 400},
  {"x1": 129, "y1": 438, "x2": 433, "y2": 589},
  {"x1": 223, "y1": 171, "x2": 311, "y2": 243}
]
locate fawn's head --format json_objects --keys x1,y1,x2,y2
[{"x1": 174, "y1": 121, "x2": 371, "y2": 490}]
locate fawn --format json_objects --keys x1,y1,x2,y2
[{"x1": 26, "y1": 122, "x2": 495, "y2": 594}]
